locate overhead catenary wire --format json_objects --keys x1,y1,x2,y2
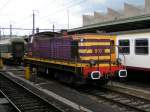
[
  {"x1": 15, "y1": 14, "x2": 33, "y2": 26},
  {"x1": 0, "y1": 0, "x2": 12, "y2": 12},
  {"x1": 0, "y1": 27, "x2": 62, "y2": 31},
  {"x1": 51, "y1": 0, "x2": 85, "y2": 16},
  {"x1": 39, "y1": 0, "x2": 86, "y2": 30},
  {"x1": 40, "y1": 0, "x2": 85, "y2": 20},
  {"x1": 0, "y1": 0, "x2": 87, "y2": 35}
]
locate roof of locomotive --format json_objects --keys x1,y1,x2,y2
[
  {"x1": 70, "y1": 33, "x2": 116, "y2": 39},
  {"x1": 30, "y1": 32, "x2": 116, "y2": 42},
  {"x1": 33, "y1": 31, "x2": 61, "y2": 38},
  {"x1": 32, "y1": 31, "x2": 115, "y2": 38},
  {"x1": 71, "y1": 33, "x2": 115, "y2": 36}
]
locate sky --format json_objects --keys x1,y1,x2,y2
[{"x1": 0, "y1": 0, "x2": 144, "y2": 35}]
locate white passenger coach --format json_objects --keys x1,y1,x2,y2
[{"x1": 116, "y1": 32, "x2": 150, "y2": 72}]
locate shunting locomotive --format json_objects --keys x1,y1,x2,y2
[{"x1": 24, "y1": 32, "x2": 127, "y2": 85}]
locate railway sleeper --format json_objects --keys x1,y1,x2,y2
[
  {"x1": 25, "y1": 108, "x2": 59, "y2": 112},
  {"x1": 1, "y1": 94, "x2": 31, "y2": 100},
  {"x1": 3, "y1": 91, "x2": 37, "y2": 98},
  {"x1": 127, "y1": 101, "x2": 145, "y2": 106},
  {"x1": 14, "y1": 100, "x2": 42, "y2": 105},
  {"x1": 3, "y1": 91, "x2": 21, "y2": 96},
  {"x1": 113, "y1": 97, "x2": 128, "y2": 101},
  {"x1": 137, "y1": 104, "x2": 150, "y2": 109},
  {"x1": 16, "y1": 100, "x2": 48, "y2": 106},
  {"x1": 23, "y1": 105, "x2": 53, "y2": 111},
  {"x1": 119, "y1": 99, "x2": 132, "y2": 103},
  {"x1": 2, "y1": 94, "x2": 44, "y2": 105}
]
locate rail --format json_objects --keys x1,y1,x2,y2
[
  {"x1": 0, "y1": 72, "x2": 64, "y2": 112},
  {"x1": 72, "y1": 85, "x2": 150, "y2": 112}
]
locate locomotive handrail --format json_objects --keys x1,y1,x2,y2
[{"x1": 115, "y1": 45, "x2": 127, "y2": 69}]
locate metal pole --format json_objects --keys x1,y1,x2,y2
[
  {"x1": 2, "y1": 29, "x2": 4, "y2": 37},
  {"x1": 10, "y1": 24, "x2": 12, "y2": 37},
  {"x1": 0, "y1": 27, "x2": 1, "y2": 40},
  {"x1": 67, "y1": 9, "x2": 69, "y2": 30},
  {"x1": 32, "y1": 10, "x2": 35, "y2": 35},
  {"x1": 52, "y1": 24, "x2": 55, "y2": 32}
]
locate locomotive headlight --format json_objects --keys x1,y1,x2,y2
[{"x1": 80, "y1": 38, "x2": 84, "y2": 42}]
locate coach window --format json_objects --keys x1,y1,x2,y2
[
  {"x1": 118, "y1": 40, "x2": 130, "y2": 54},
  {"x1": 135, "y1": 39, "x2": 148, "y2": 55}
]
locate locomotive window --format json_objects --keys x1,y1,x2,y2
[
  {"x1": 135, "y1": 39, "x2": 149, "y2": 55},
  {"x1": 118, "y1": 40, "x2": 130, "y2": 54}
]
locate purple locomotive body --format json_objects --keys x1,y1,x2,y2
[
  {"x1": 49, "y1": 38, "x2": 72, "y2": 60},
  {"x1": 28, "y1": 37, "x2": 75, "y2": 61}
]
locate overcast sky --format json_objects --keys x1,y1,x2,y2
[{"x1": 0, "y1": 0, "x2": 144, "y2": 35}]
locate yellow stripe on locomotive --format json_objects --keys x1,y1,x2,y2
[
  {"x1": 73, "y1": 34, "x2": 116, "y2": 63},
  {"x1": 79, "y1": 42, "x2": 110, "y2": 46},
  {"x1": 80, "y1": 56, "x2": 111, "y2": 61}
]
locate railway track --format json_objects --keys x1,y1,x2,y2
[
  {"x1": 0, "y1": 92, "x2": 18, "y2": 112},
  {"x1": 72, "y1": 85, "x2": 150, "y2": 112},
  {"x1": 3, "y1": 65, "x2": 150, "y2": 112},
  {"x1": 0, "y1": 73, "x2": 64, "y2": 112}
]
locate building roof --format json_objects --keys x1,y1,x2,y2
[{"x1": 68, "y1": 14, "x2": 150, "y2": 34}]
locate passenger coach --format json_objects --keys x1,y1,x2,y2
[
  {"x1": 116, "y1": 31, "x2": 150, "y2": 73},
  {"x1": 0, "y1": 38, "x2": 25, "y2": 64}
]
